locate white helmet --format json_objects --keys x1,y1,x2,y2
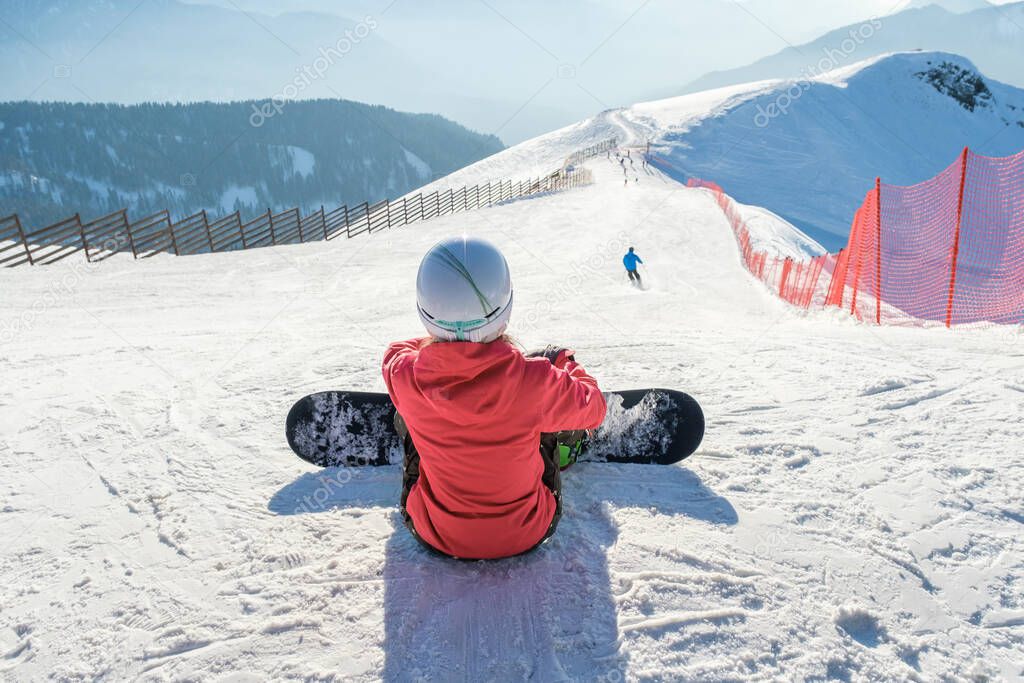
[{"x1": 416, "y1": 236, "x2": 513, "y2": 343}]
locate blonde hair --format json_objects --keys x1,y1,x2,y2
[{"x1": 420, "y1": 334, "x2": 522, "y2": 351}]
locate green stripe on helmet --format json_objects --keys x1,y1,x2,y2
[{"x1": 434, "y1": 245, "x2": 496, "y2": 315}]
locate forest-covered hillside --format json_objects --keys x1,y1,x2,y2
[{"x1": 0, "y1": 99, "x2": 504, "y2": 228}]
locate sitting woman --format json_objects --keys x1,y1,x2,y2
[{"x1": 383, "y1": 236, "x2": 606, "y2": 560}]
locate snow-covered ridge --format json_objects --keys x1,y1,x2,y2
[
  {"x1": 678, "y1": 2, "x2": 1024, "y2": 97},
  {"x1": 426, "y1": 51, "x2": 1024, "y2": 254}
]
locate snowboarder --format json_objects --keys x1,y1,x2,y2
[
  {"x1": 382, "y1": 236, "x2": 607, "y2": 560},
  {"x1": 623, "y1": 246, "x2": 643, "y2": 286}
]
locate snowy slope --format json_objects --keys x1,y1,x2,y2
[
  {"x1": 1, "y1": 153, "x2": 1022, "y2": 680},
  {"x1": 431, "y1": 51, "x2": 1024, "y2": 253},
  {"x1": 647, "y1": 52, "x2": 1024, "y2": 250}
]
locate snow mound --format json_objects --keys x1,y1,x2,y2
[{"x1": 834, "y1": 604, "x2": 886, "y2": 647}]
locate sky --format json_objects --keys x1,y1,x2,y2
[{"x1": 3, "y1": 0, "x2": 1021, "y2": 142}]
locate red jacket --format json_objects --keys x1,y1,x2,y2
[{"x1": 382, "y1": 338, "x2": 606, "y2": 559}]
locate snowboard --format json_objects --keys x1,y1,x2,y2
[{"x1": 286, "y1": 389, "x2": 704, "y2": 468}]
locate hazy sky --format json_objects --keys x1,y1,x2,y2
[{"x1": 6, "y1": 0, "x2": 1021, "y2": 142}]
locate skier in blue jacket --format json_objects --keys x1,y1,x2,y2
[{"x1": 623, "y1": 247, "x2": 643, "y2": 286}]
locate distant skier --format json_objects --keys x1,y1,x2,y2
[
  {"x1": 623, "y1": 246, "x2": 643, "y2": 286},
  {"x1": 383, "y1": 236, "x2": 607, "y2": 560}
]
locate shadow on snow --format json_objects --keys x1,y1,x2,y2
[{"x1": 269, "y1": 464, "x2": 736, "y2": 681}]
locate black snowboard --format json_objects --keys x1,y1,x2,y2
[{"x1": 286, "y1": 389, "x2": 704, "y2": 468}]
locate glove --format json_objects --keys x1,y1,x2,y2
[{"x1": 526, "y1": 345, "x2": 576, "y2": 369}]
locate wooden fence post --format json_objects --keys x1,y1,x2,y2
[
  {"x1": 318, "y1": 206, "x2": 326, "y2": 241},
  {"x1": 116, "y1": 210, "x2": 130, "y2": 255},
  {"x1": 945, "y1": 147, "x2": 970, "y2": 329},
  {"x1": 239, "y1": 212, "x2": 249, "y2": 249},
  {"x1": 13, "y1": 215, "x2": 33, "y2": 266},
  {"x1": 167, "y1": 211, "x2": 180, "y2": 256},
  {"x1": 126, "y1": 212, "x2": 140, "y2": 259},
  {"x1": 202, "y1": 211, "x2": 214, "y2": 252},
  {"x1": 77, "y1": 214, "x2": 93, "y2": 263},
  {"x1": 267, "y1": 209, "x2": 277, "y2": 245}
]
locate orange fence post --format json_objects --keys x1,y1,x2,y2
[
  {"x1": 875, "y1": 178, "x2": 882, "y2": 325},
  {"x1": 849, "y1": 207, "x2": 864, "y2": 316},
  {"x1": 945, "y1": 147, "x2": 970, "y2": 329},
  {"x1": 779, "y1": 258, "x2": 793, "y2": 299},
  {"x1": 825, "y1": 248, "x2": 846, "y2": 308}
]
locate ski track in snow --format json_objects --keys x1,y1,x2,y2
[{"x1": 1, "y1": 155, "x2": 1022, "y2": 681}]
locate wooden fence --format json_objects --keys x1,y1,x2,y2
[{"x1": 1, "y1": 137, "x2": 616, "y2": 268}]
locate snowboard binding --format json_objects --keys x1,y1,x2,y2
[{"x1": 554, "y1": 429, "x2": 590, "y2": 470}]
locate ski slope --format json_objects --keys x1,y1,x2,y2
[
  {"x1": 429, "y1": 51, "x2": 1024, "y2": 252},
  {"x1": 1, "y1": 155, "x2": 1022, "y2": 681}
]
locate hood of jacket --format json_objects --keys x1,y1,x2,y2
[{"x1": 401, "y1": 339, "x2": 527, "y2": 425}]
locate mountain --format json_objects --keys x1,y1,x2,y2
[
  {"x1": 678, "y1": 3, "x2": 1024, "y2": 97},
  {"x1": 903, "y1": 0, "x2": 993, "y2": 11},
  {"x1": 0, "y1": 0, "x2": 555, "y2": 143},
  {"x1": 8, "y1": 0, "x2": 1004, "y2": 145},
  {"x1": 0, "y1": 99, "x2": 503, "y2": 229},
  {"x1": 427, "y1": 52, "x2": 1024, "y2": 252},
  {"x1": 0, "y1": 0, "x2": 596, "y2": 144},
  {"x1": 643, "y1": 52, "x2": 1024, "y2": 249}
]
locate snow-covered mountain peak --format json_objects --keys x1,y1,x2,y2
[
  {"x1": 914, "y1": 57, "x2": 996, "y2": 111},
  {"x1": 420, "y1": 51, "x2": 1023, "y2": 253},
  {"x1": 900, "y1": 0, "x2": 993, "y2": 12}
]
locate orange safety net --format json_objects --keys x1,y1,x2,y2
[
  {"x1": 689, "y1": 147, "x2": 1024, "y2": 327},
  {"x1": 686, "y1": 178, "x2": 835, "y2": 310}
]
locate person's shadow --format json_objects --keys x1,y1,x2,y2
[{"x1": 270, "y1": 464, "x2": 737, "y2": 682}]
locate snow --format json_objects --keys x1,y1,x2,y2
[
  {"x1": 425, "y1": 51, "x2": 1024, "y2": 252},
  {"x1": 1, "y1": 147, "x2": 1022, "y2": 680},
  {"x1": 401, "y1": 148, "x2": 431, "y2": 181},
  {"x1": 640, "y1": 51, "x2": 1024, "y2": 249},
  {"x1": 730, "y1": 199, "x2": 827, "y2": 259},
  {"x1": 218, "y1": 184, "x2": 259, "y2": 214},
  {"x1": 66, "y1": 172, "x2": 114, "y2": 198},
  {"x1": 286, "y1": 146, "x2": 315, "y2": 179},
  {"x1": 0, "y1": 172, "x2": 22, "y2": 190}
]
